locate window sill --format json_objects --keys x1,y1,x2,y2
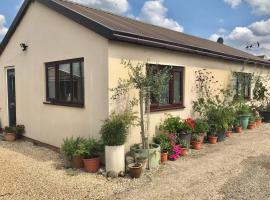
[
  {"x1": 43, "y1": 101, "x2": 85, "y2": 108},
  {"x1": 150, "y1": 105, "x2": 186, "y2": 113}
]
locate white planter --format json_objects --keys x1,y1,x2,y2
[{"x1": 105, "y1": 145, "x2": 125, "y2": 173}]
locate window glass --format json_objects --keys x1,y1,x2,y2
[
  {"x1": 48, "y1": 67, "x2": 55, "y2": 99},
  {"x1": 72, "y1": 62, "x2": 82, "y2": 103},
  {"x1": 173, "y1": 71, "x2": 181, "y2": 103},
  {"x1": 159, "y1": 83, "x2": 170, "y2": 105},
  {"x1": 147, "y1": 64, "x2": 184, "y2": 111},
  {"x1": 59, "y1": 63, "x2": 72, "y2": 102}
]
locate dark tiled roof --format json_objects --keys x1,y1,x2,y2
[{"x1": 1, "y1": 0, "x2": 270, "y2": 67}]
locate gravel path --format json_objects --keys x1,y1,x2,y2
[{"x1": 1, "y1": 124, "x2": 270, "y2": 200}]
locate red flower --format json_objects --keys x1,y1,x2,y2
[{"x1": 185, "y1": 118, "x2": 196, "y2": 129}]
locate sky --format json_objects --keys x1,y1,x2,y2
[{"x1": 0, "y1": 0, "x2": 270, "y2": 57}]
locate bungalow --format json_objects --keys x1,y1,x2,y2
[{"x1": 0, "y1": 0, "x2": 269, "y2": 150}]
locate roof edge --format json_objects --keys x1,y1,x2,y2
[
  {"x1": 0, "y1": 0, "x2": 31, "y2": 56},
  {"x1": 112, "y1": 32, "x2": 270, "y2": 67}
]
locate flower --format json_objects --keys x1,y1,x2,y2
[{"x1": 185, "y1": 118, "x2": 196, "y2": 129}]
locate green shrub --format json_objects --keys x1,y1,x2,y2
[
  {"x1": 61, "y1": 137, "x2": 84, "y2": 157},
  {"x1": 100, "y1": 111, "x2": 135, "y2": 146},
  {"x1": 79, "y1": 138, "x2": 103, "y2": 159},
  {"x1": 4, "y1": 126, "x2": 16, "y2": 134},
  {"x1": 194, "y1": 119, "x2": 209, "y2": 133}
]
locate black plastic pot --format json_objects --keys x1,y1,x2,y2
[
  {"x1": 261, "y1": 111, "x2": 270, "y2": 123},
  {"x1": 217, "y1": 132, "x2": 226, "y2": 142},
  {"x1": 175, "y1": 132, "x2": 191, "y2": 148}
]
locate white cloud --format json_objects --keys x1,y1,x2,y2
[
  {"x1": 0, "y1": 15, "x2": 8, "y2": 40},
  {"x1": 225, "y1": 0, "x2": 270, "y2": 15},
  {"x1": 209, "y1": 19, "x2": 270, "y2": 58},
  {"x1": 249, "y1": 18, "x2": 270, "y2": 35},
  {"x1": 69, "y1": 0, "x2": 130, "y2": 14},
  {"x1": 224, "y1": 0, "x2": 242, "y2": 8},
  {"x1": 69, "y1": 0, "x2": 183, "y2": 32},
  {"x1": 246, "y1": 0, "x2": 270, "y2": 15},
  {"x1": 138, "y1": 0, "x2": 183, "y2": 32}
]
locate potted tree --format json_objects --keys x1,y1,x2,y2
[
  {"x1": 191, "y1": 134, "x2": 202, "y2": 150},
  {"x1": 100, "y1": 110, "x2": 135, "y2": 173},
  {"x1": 80, "y1": 138, "x2": 103, "y2": 173},
  {"x1": 3, "y1": 126, "x2": 17, "y2": 142},
  {"x1": 111, "y1": 60, "x2": 171, "y2": 170}
]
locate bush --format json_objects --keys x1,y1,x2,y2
[
  {"x1": 194, "y1": 119, "x2": 209, "y2": 133},
  {"x1": 61, "y1": 137, "x2": 84, "y2": 157},
  {"x1": 79, "y1": 138, "x2": 103, "y2": 159},
  {"x1": 100, "y1": 111, "x2": 135, "y2": 146}
]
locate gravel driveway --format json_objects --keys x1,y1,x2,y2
[{"x1": 1, "y1": 124, "x2": 270, "y2": 200}]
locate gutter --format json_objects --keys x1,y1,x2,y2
[{"x1": 112, "y1": 33, "x2": 270, "y2": 68}]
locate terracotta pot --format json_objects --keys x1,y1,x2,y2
[
  {"x1": 225, "y1": 131, "x2": 232, "y2": 138},
  {"x1": 83, "y1": 157, "x2": 100, "y2": 173},
  {"x1": 208, "y1": 136, "x2": 218, "y2": 144},
  {"x1": 181, "y1": 148, "x2": 189, "y2": 156},
  {"x1": 236, "y1": 126, "x2": 242, "y2": 133},
  {"x1": 161, "y1": 152, "x2": 168, "y2": 163},
  {"x1": 191, "y1": 141, "x2": 201, "y2": 150},
  {"x1": 4, "y1": 133, "x2": 16, "y2": 142},
  {"x1": 128, "y1": 163, "x2": 143, "y2": 178},
  {"x1": 199, "y1": 133, "x2": 205, "y2": 143},
  {"x1": 71, "y1": 156, "x2": 83, "y2": 169},
  {"x1": 248, "y1": 123, "x2": 256, "y2": 130},
  {"x1": 256, "y1": 119, "x2": 262, "y2": 126}
]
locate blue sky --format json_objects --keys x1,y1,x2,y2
[{"x1": 0, "y1": 0, "x2": 270, "y2": 56}]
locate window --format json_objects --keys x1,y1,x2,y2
[
  {"x1": 147, "y1": 64, "x2": 184, "y2": 112},
  {"x1": 45, "y1": 58, "x2": 84, "y2": 107},
  {"x1": 234, "y1": 72, "x2": 251, "y2": 100}
]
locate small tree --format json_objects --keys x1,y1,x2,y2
[{"x1": 111, "y1": 60, "x2": 171, "y2": 149}]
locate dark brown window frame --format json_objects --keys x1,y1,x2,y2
[
  {"x1": 44, "y1": 58, "x2": 85, "y2": 108},
  {"x1": 147, "y1": 64, "x2": 185, "y2": 112}
]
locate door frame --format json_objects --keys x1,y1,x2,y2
[{"x1": 5, "y1": 66, "x2": 16, "y2": 126}]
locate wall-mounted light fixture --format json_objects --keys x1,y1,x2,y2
[{"x1": 20, "y1": 43, "x2": 28, "y2": 51}]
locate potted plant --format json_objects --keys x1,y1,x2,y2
[
  {"x1": 153, "y1": 133, "x2": 171, "y2": 163},
  {"x1": 128, "y1": 161, "x2": 143, "y2": 179},
  {"x1": 208, "y1": 132, "x2": 218, "y2": 144},
  {"x1": 3, "y1": 126, "x2": 16, "y2": 141},
  {"x1": 80, "y1": 138, "x2": 103, "y2": 173},
  {"x1": 100, "y1": 110, "x2": 135, "y2": 173},
  {"x1": 193, "y1": 119, "x2": 209, "y2": 143},
  {"x1": 179, "y1": 140, "x2": 189, "y2": 156},
  {"x1": 225, "y1": 129, "x2": 232, "y2": 137},
  {"x1": 248, "y1": 115, "x2": 256, "y2": 130},
  {"x1": 235, "y1": 100, "x2": 251, "y2": 129},
  {"x1": 15, "y1": 125, "x2": 25, "y2": 139},
  {"x1": 191, "y1": 134, "x2": 202, "y2": 150},
  {"x1": 111, "y1": 60, "x2": 171, "y2": 170},
  {"x1": 61, "y1": 137, "x2": 85, "y2": 169}
]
